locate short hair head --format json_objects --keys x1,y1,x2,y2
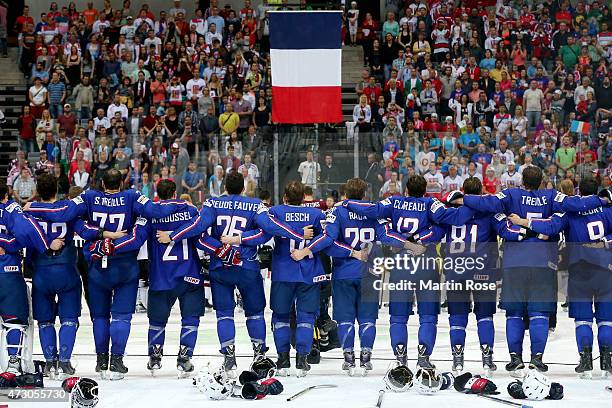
[
  {"x1": 36, "y1": 173, "x2": 58, "y2": 201},
  {"x1": 225, "y1": 171, "x2": 244, "y2": 195},
  {"x1": 102, "y1": 169, "x2": 123, "y2": 191},
  {"x1": 406, "y1": 175, "x2": 427, "y2": 197},
  {"x1": 345, "y1": 178, "x2": 368, "y2": 200},
  {"x1": 462, "y1": 177, "x2": 483, "y2": 195},
  {"x1": 284, "y1": 180, "x2": 305, "y2": 205},
  {"x1": 522, "y1": 166, "x2": 543, "y2": 190},
  {"x1": 157, "y1": 179, "x2": 177, "y2": 200}
]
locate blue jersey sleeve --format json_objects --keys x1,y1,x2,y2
[
  {"x1": 170, "y1": 204, "x2": 216, "y2": 241},
  {"x1": 25, "y1": 195, "x2": 88, "y2": 222},
  {"x1": 416, "y1": 224, "x2": 447, "y2": 243},
  {"x1": 195, "y1": 234, "x2": 223, "y2": 255},
  {"x1": 374, "y1": 219, "x2": 408, "y2": 247},
  {"x1": 113, "y1": 217, "x2": 150, "y2": 253},
  {"x1": 429, "y1": 201, "x2": 476, "y2": 226},
  {"x1": 528, "y1": 213, "x2": 568, "y2": 236},
  {"x1": 0, "y1": 233, "x2": 22, "y2": 253},
  {"x1": 240, "y1": 228, "x2": 272, "y2": 246},
  {"x1": 322, "y1": 240, "x2": 354, "y2": 257},
  {"x1": 552, "y1": 192, "x2": 607, "y2": 213},
  {"x1": 73, "y1": 219, "x2": 102, "y2": 242},
  {"x1": 132, "y1": 192, "x2": 190, "y2": 219},
  {"x1": 255, "y1": 205, "x2": 304, "y2": 241},
  {"x1": 4, "y1": 203, "x2": 49, "y2": 253},
  {"x1": 492, "y1": 213, "x2": 527, "y2": 241},
  {"x1": 344, "y1": 198, "x2": 393, "y2": 219},
  {"x1": 463, "y1": 191, "x2": 509, "y2": 214}
]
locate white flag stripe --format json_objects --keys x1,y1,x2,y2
[{"x1": 271, "y1": 49, "x2": 341, "y2": 87}]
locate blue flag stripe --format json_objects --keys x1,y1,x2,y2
[{"x1": 269, "y1": 11, "x2": 342, "y2": 50}]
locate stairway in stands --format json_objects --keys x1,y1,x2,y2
[
  {"x1": 0, "y1": 48, "x2": 27, "y2": 177},
  {"x1": 341, "y1": 45, "x2": 363, "y2": 122}
]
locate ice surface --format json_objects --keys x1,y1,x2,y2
[{"x1": 9, "y1": 305, "x2": 612, "y2": 407}]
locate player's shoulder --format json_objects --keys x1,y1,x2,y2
[{"x1": 2, "y1": 201, "x2": 22, "y2": 214}]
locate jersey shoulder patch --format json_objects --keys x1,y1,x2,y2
[
  {"x1": 553, "y1": 192, "x2": 567, "y2": 203},
  {"x1": 256, "y1": 203, "x2": 269, "y2": 215},
  {"x1": 553, "y1": 212, "x2": 566, "y2": 218},
  {"x1": 72, "y1": 195, "x2": 84, "y2": 205},
  {"x1": 135, "y1": 217, "x2": 148, "y2": 226},
  {"x1": 430, "y1": 199, "x2": 445, "y2": 213},
  {"x1": 495, "y1": 191, "x2": 507, "y2": 199},
  {"x1": 326, "y1": 208, "x2": 337, "y2": 224},
  {"x1": 5, "y1": 202, "x2": 21, "y2": 213},
  {"x1": 494, "y1": 213, "x2": 506, "y2": 222},
  {"x1": 202, "y1": 199, "x2": 213, "y2": 208},
  {"x1": 380, "y1": 198, "x2": 392, "y2": 206},
  {"x1": 137, "y1": 194, "x2": 150, "y2": 205}
]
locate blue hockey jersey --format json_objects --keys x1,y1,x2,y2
[
  {"x1": 463, "y1": 188, "x2": 606, "y2": 269},
  {"x1": 528, "y1": 205, "x2": 612, "y2": 270}
]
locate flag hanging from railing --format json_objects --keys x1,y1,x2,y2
[
  {"x1": 570, "y1": 120, "x2": 591, "y2": 134},
  {"x1": 269, "y1": 11, "x2": 342, "y2": 124}
]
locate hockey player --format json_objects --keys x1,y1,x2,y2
[
  {"x1": 294, "y1": 178, "x2": 424, "y2": 376},
  {"x1": 343, "y1": 175, "x2": 474, "y2": 370},
  {"x1": 451, "y1": 166, "x2": 608, "y2": 374},
  {"x1": 25, "y1": 174, "x2": 124, "y2": 379},
  {"x1": 156, "y1": 171, "x2": 313, "y2": 375},
  {"x1": 438, "y1": 178, "x2": 528, "y2": 377},
  {"x1": 508, "y1": 178, "x2": 612, "y2": 378},
  {"x1": 224, "y1": 181, "x2": 359, "y2": 377},
  {"x1": 25, "y1": 169, "x2": 190, "y2": 380},
  {"x1": 0, "y1": 179, "x2": 64, "y2": 374},
  {"x1": 92, "y1": 180, "x2": 235, "y2": 378}
]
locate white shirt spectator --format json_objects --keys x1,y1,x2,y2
[
  {"x1": 134, "y1": 17, "x2": 154, "y2": 30},
  {"x1": 501, "y1": 170, "x2": 522, "y2": 189},
  {"x1": 298, "y1": 160, "x2": 320, "y2": 189},
  {"x1": 415, "y1": 151, "x2": 435, "y2": 174},
  {"x1": 443, "y1": 174, "x2": 464, "y2": 192},
  {"x1": 73, "y1": 170, "x2": 90, "y2": 189},
  {"x1": 424, "y1": 171, "x2": 444, "y2": 194},
  {"x1": 205, "y1": 31, "x2": 223, "y2": 45},
  {"x1": 494, "y1": 148, "x2": 515, "y2": 165},
  {"x1": 185, "y1": 78, "x2": 206, "y2": 100},
  {"x1": 238, "y1": 163, "x2": 260, "y2": 184},
  {"x1": 107, "y1": 103, "x2": 129, "y2": 120},
  {"x1": 94, "y1": 116, "x2": 111, "y2": 130},
  {"x1": 144, "y1": 36, "x2": 162, "y2": 54},
  {"x1": 92, "y1": 19, "x2": 110, "y2": 34}
]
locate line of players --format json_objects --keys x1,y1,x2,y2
[{"x1": 0, "y1": 166, "x2": 609, "y2": 384}]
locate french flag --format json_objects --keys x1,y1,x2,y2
[
  {"x1": 570, "y1": 120, "x2": 591, "y2": 134},
  {"x1": 269, "y1": 11, "x2": 343, "y2": 124}
]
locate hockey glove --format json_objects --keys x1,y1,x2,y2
[
  {"x1": 508, "y1": 380, "x2": 564, "y2": 400},
  {"x1": 88, "y1": 238, "x2": 115, "y2": 261},
  {"x1": 215, "y1": 244, "x2": 242, "y2": 266},
  {"x1": 454, "y1": 372, "x2": 498, "y2": 394}
]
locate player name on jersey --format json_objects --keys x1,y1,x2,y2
[
  {"x1": 578, "y1": 207, "x2": 603, "y2": 216},
  {"x1": 94, "y1": 196, "x2": 127, "y2": 207},
  {"x1": 521, "y1": 196, "x2": 548, "y2": 206},
  {"x1": 207, "y1": 200, "x2": 261, "y2": 212},
  {"x1": 284, "y1": 212, "x2": 311, "y2": 222},
  {"x1": 151, "y1": 211, "x2": 194, "y2": 224},
  {"x1": 348, "y1": 211, "x2": 367, "y2": 221},
  {"x1": 393, "y1": 200, "x2": 426, "y2": 211}
]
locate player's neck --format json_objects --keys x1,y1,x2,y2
[
  {"x1": 105, "y1": 189, "x2": 121, "y2": 194},
  {"x1": 42, "y1": 198, "x2": 56, "y2": 203}
]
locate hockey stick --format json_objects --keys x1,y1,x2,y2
[
  {"x1": 375, "y1": 389, "x2": 385, "y2": 407},
  {"x1": 286, "y1": 384, "x2": 338, "y2": 401},
  {"x1": 477, "y1": 394, "x2": 533, "y2": 408}
]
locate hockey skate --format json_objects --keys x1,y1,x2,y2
[
  {"x1": 529, "y1": 353, "x2": 548, "y2": 372},
  {"x1": 43, "y1": 359, "x2": 58, "y2": 379},
  {"x1": 394, "y1": 344, "x2": 407, "y2": 366},
  {"x1": 416, "y1": 345, "x2": 435, "y2": 370},
  {"x1": 275, "y1": 352, "x2": 291, "y2": 376},
  {"x1": 505, "y1": 353, "x2": 525, "y2": 378},
  {"x1": 575, "y1": 347, "x2": 593, "y2": 379},
  {"x1": 451, "y1": 345, "x2": 464, "y2": 375},
  {"x1": 252, "y1": 342, "x2": 267, "y2": 362},
  {"x1": 481, "y1": 344, "x2": 497, "y2": 377},
  {"x1": 109, "y1": 354, "x2": 128, "y2": 380},
  {"x1": 147, "y1": 345, "x2": 163, "y2": 376},
  {"x1": 6, "y1": 355, "x2": 22, "y2": 375},
  {"x1": 177, "y1": 346, "x2": 194, "y2": 379},
  {"x1": 342, "y1": 350, "x2": 357, "y2": 376},
  {"x1": 222, "y1": 345, "x2": 237, "y2": 379},
  {"x1": 359, "y1": 349, "x2": 373, "y2": 376},
  {"x1": 600, "y1": 345, "x2": 611, "y2": 378},
  {"x1": 295, "y1": 353, "x2": 311, "y2": 378},
  {"x1": 57, "y1": 360, "x2": 76, "y2": 380},
  {"x1": 95, "y1": 352, "x2": 109, "y2": 380}
]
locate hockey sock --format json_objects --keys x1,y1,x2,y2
[
  {"x1": 506, "y1": 313, "x2": 525, "y2": 354},
  {"x1": 109, "y1": 313, "x2": 132, "y2": 356},
  {"x1": 476, "y1": 315, "x2": 495, "y2": 347},
  {"x1": 58, "y1": 318, "x2": 79, "y2": 362},
  {"x1": 597, "y1": 320, "x2": 612, "y2": 350},
  {"x1": 92, "y1": 317, "x2": 110, "y2": 354},
  {"x1": 357, "y1": 319, "x2": 376, "y2": 351},
  {"x1": 338, "y1": 321, "x2": 355, "y2": 351},
  {"x1": 390, "y1": 315, "x2": 408, "y2": 353},
  {"x1": 449, "y1": 314, "x2": 468, "y2": 347},
  {"x1": 528, "y1": 312, "x2": 549, "y2": 355},
  {"x1": 574, "y1": 320, "x2": 593, "y2": 352},
  {"x1": 180, "y1": 317, "x2": 199, "y2": 357},
  {"x1": 271, "y1": 312, "x2": 291, "y2": 353},
  {"x1": 245, "y1": 313, "x2": 266, "y2": 349},
  {"x1": 418, "y1": 314, "x2": 438, "y2": 355},
  {"x1": 296, "y1": 312, "x2": 316, "y2": 354},
  {"x1": 148, "y1": 321, "x2": 166, "y2": 355},
  {"x1": 216, "y1": 310, "x2": 235, "y2": 353},
  {"x1": 38, "y1": 321, "x2": 58, "y2": 360}
]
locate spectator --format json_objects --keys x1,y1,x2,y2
[
  {"x1": 218, "y1": 102, "x2": 239, "y2": 136},
  {"x1": 298, "y1": 150, "x2": 320, "y2": 192},
  {"x1": 13, "y1": 167, "x2": 36, "y2": 205},
  {"x1": 523, "y1": 80, "x2": 544, "y2": 130},
  {"x1": 208, "y1": 165, "x2": 225, "y2": 197},
  {"x1": 182, "y1": 161, "x2": 205, "y2": 204},
  {"x1": 238, "y1": 152, "x2": 259, "y2": 186},
  {"x1": 58, "y1": 104, "x2": 77, "y2": 138},
  {"x1": 17, "y1": 106, "x2": 37, "y2": 154},
  {"x1": 28, "y1": 77, "x2": 47, "y2": 118}
]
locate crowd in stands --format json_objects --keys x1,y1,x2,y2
[{"x1": 6, "y1": 0, "x2": 612, "y2": 204}]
